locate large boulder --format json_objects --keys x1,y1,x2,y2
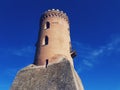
[{"x1": 11, "y1": 58, "x2": 84, "y2": 90}]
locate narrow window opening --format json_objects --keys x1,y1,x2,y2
[
  {"x1": 46, "y1": 59, "x2": 49, "y2": 68},
  {"x1": 45, "y1": 36, "x2": 48, "y2": 45},
  {"x1": 42, "y1": 36, "x2": 49, "y2": 45},
  {"x1": 44, "y1": 22, "x2": 50, "y2": 29}
]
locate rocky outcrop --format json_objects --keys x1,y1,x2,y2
[{"x1": 11, "y1": 58, "x2": 84, "y2": 90}]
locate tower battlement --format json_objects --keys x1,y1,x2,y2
[{"x1": 40, "y1": 9, "x2": 69, "y2": 23}]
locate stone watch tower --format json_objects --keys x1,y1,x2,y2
[
  {"x1": 34, "y1": 9, "x2": 74, "y2": 66},
  {"x1": 11, "y1": 9, "x2": 84, "y2": 90}
]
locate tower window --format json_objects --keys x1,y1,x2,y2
[
  {"x1": 44, "y1": 22, "x2": 50, "y2": 29},
  {"x1": 42, "y1": 36, "x2": 49, "y2": 45},
  {"x1": 46, "y1": 59, "x2": 49, "y2": 68}
]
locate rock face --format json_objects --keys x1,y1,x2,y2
[{"x1": 11, "y1": 58, "x2": 84, "y2": 90}]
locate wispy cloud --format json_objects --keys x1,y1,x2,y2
[
  {"x1": 3, "y1": 68, "x2": 20, "y2": 77},
  {"x1": 73, "y1": 35, "x2": 120, "y2": 73},
  {"x1": 82, "y1": 59, "x2": 93, "y2": 68},
  {"x1": 12, "y1": 46, "x2": 35, "y2": 56},
  {"x1": 0, "y1": 46, "x2": 35, "y2": 57}
]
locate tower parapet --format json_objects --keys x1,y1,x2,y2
[{"x1": 40, "y1": 9, "x2": 69, "y2": 24}]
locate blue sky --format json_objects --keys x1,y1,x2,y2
[{"x1": 0, "y1": 0, "x2": 120, "y2": 90}]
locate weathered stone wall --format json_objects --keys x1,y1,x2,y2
[{"x1": 11, "y1": 58, "x2": 84, "y2": 90}]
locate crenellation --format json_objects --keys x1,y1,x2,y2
[{"x1": 40, "y1": 9, "x2": 69, "y2": 23}]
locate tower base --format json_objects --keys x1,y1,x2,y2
[{"x1": 11, "y1": 58, "x2": 84, "y2": 90}]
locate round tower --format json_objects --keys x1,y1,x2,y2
[{"x1": 34, "y1": 9, "x2": 73, "y2": 66}]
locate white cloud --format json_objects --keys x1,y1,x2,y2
[
  {"x1": 0, "y1": 46, "x2": 35, "y2": 58},
  {"x1": 83, "y1": 59, "x2": 93, "y2": 68},
  {"x1": 73, "y1": 36, "x2": 120, "y2": 72},
  {"x1": 12, "y1": 46, "x2": 35, "y2": 57},
  {"x1": 4, "y1": 68, "x2": 19, "y2": 77},
  {"x1": 91, "y1": 49, "x2": 103, "y2": 56}
]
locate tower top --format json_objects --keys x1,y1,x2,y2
[{"x1": 40, "y1": 9, "x2": 69, "y2": 23}]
